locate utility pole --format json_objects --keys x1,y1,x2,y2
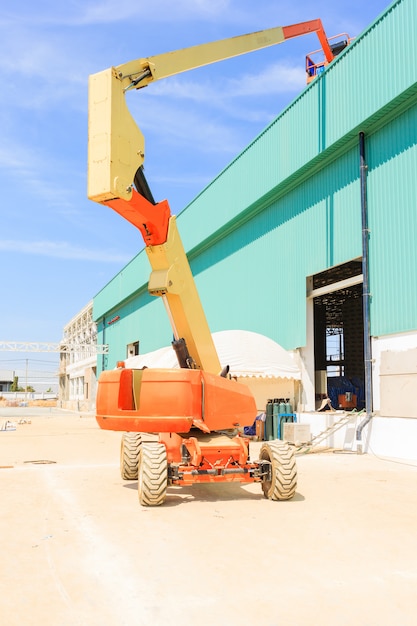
[{"x1": 25, "y1": 358, "x2": 28, "y2": 401}]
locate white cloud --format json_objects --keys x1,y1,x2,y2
[
  {"x1": 149, "y1": 60, "x2": 304, "y2": 102},
  {"x1": 131, "y1": 97, "x2": 244, "y2": 156},
  {"x1": 0, "y1": 240, "x2": 130, "y2": 263},
  {"x1": 0, "y1": 1, "x2": 302, "y2": 116},
  {"x1": 77, "y1": 0, "x2": 236, "y2": 25},
  {"x1": 0, "y1": 30, "x2": 88, "y2": 115},
  {"x1": 229, "y1": 62, "x2": 305, "y2": 96},
  {"x1": 128, "y1": 59, "x2": 304, "y2": 139},
  {"x1": 0, "y1": 146, "x2": 31, "y2": 178},
  {"x1": 0, "y1": 143, "x2": 79, "y2": 212},
  {"x1": 3, "y1": 0, "x2": 234, "y2": 27}
]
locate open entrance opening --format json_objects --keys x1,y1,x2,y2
[{"x1": 312, "y1": 260, "x2": 364, "y2": 411}]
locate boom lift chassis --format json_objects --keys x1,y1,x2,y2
[
  {"x1": 88, "y1": 19, "x2": 343, "y2": 505},
  {"x1": 122, "y1": 432, "x2": 297, "y2": 507}
]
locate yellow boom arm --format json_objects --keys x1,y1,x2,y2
[
  {"x1": 88, "y1": 20, "x2": 333, "y2": 203},
  {"x1": 88, "y1": 20, "x2": 334, "y2": 373}
]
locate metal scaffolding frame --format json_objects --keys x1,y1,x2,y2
[{"x1": 0, "y1": 342, "x2": 108, "y2": 354}]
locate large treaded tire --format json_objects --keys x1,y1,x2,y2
[
  {"x1": 260, "y1": 441, "x2": 297, "y2": 501},
  {"x1": 120, "y1": 433, "x2": 142, "y2": 480},
  {"x1": 138, "y1": 443, "x2": 168, "y2": 507}
]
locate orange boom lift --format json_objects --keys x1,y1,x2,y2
[{"x1": 88, "y1": 19, "x2": 349, "y2": 506}]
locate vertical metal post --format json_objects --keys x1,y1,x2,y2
[
  {"x1": 356, "y1": 131, "x2": 373, "y2": 453},
  {"x1": 25, "y1": 358, "x2": 28, "y2": 401},
  {"x1": 101, "y1": 317, "x2": 106, "y2": 372}
]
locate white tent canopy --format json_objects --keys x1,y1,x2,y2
[{"x1": 125, "y1": 330, "x2": 300, "y2": 380}]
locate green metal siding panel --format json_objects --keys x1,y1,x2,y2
[
  {"x1": 299, "y1": 147, "x2": 362, "y2": 271},
  {"x1": 97, "y1": 291, "x2": 171, "y2": 372},
  {"x1": 179, "y1": 88, "x2": 320, "y2": 253},
  {"x1": 325, "y1": 0, "x2": 417, "y2": 146},
  {"x1": 368, "y1": 102, "x2": 417, "y2": 336},
  {"x1": 93, "y1": 251, "x2": 149, "y2": 320},
  {"x1": 178, "y1": 90, "x2": 320, "y2": 250},
  {"x1": 191, "y1": 145, "x2": 362, "y2": 350}
]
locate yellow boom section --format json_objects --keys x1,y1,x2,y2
[
  {"x1": 88, "y1": 25, "x2": 286, "y2": 203},
  {"x1": 146, "y1": 216, "x2": 222, "y2": 374},
  {"x1": 119, "y1": 26, "x2": 286, "y2": 88}
]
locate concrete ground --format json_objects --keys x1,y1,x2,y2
[{"x1": 1, "y1": 407, "x2": 416, "y2": 626}]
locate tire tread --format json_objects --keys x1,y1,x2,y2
[
  {"x1": 120, "y1": 432, "x2": 142, "y2": 480},
  {"x1": 138, "y1": 443, "x2": 168, "y2": 506},
  {"x1": 260, "y1": 441, "x2": 297, "y2": 501}
]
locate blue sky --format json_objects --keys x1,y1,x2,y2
[{"x1": 0, "y1": 0, "x2": 390, "y2": 385}]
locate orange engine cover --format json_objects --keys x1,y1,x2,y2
[{"x1": 96, "y1": 367, "x2": 256, "y2": 433}]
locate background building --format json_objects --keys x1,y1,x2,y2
[
  {"x1": 93, "y1": 0, "x2": 417, "y2": 459},
  {"x1": 59, "y1": 301, "x2": 98, "y2": 411},
  {"x1": 0, "y1": 371, "x2": 14, "y2": 393}
]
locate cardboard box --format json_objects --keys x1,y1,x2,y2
[
  {"x1": 283, "y1": 423, "x2": 311, "y2": 444},
  {"x1": 255, "y1": 419, "x2": 265, "y2": 441}
]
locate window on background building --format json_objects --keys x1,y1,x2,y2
[{"x1": 127, "y1": 341, "x2": 139, "y2": 358}]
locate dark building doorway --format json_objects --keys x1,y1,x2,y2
[{"x1": 313, "y1": 260, "x2": 365, "y2": 410}]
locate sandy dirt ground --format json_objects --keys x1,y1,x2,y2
[{"x1": 1, "y1": 407, "x2": 416, "y2": 626}]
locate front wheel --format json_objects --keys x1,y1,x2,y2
[
  {"x1": 260, "y1": 441, "x2": 297, "y2": 500},
  {"x1": 120, "y1": 432, "x2": 142, "y2": 480},
  {"x1": 138, "y1": 443, "x2": 168, "y2": 506}
]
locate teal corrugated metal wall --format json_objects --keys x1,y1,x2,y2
[
  {"x1": 94, "y1": 251, "x2": 149, "y2": 319},
  {"x1": 191, "y1": 144, "x2": 361, "y2": 349},
  {"x1": 325, "y1": 0, "x2": 417, "y2": 144},
  {"x1": 94, "y1": 0, "x2": 417, "y2": 369},
  {"x1": 97, "y1": 290, "x2": 171, "y2": 370},
  {"x1": 367, "y1": 101, "x2": 417, "y2": 335}
]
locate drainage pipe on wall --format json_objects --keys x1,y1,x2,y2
[{"x1": 356, "y1": 131, "x2": 373, "y2": 453}]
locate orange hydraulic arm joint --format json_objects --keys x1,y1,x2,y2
[
  {"x1": 104, "y1": 189, "x2": 170, "y2": 247},
  {"x1": 282, "y1": 19, "x2": 334, "y2": 65}
]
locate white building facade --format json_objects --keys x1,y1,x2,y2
[{"x1": 59, "y1": 302, "x2": 98, "y2": 412}]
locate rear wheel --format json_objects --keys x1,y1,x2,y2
[
  {"x1": 138, "y1": 443, "x2": 168, "y2": 506},
  {"x1": 120, "y1": 432, "x2": 142, "y2": 480},
  {"x1": 260, "y1": 441, "x2": 297, "y2": 500}
]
